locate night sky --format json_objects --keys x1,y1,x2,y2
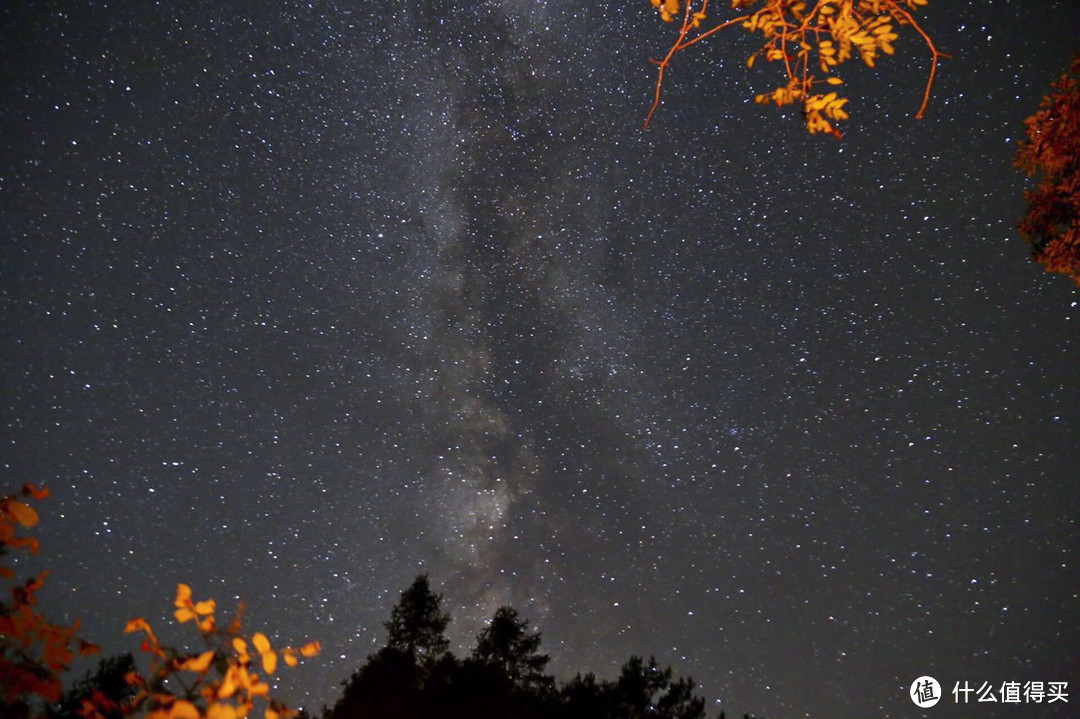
[{"x1": 2, "y1": 1, "x2": 1079, "y2": 717}]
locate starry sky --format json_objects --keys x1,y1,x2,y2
[{"x1": 2, "y1": 1, "x2": 1079, "y2": 717}]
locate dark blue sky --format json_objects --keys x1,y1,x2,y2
[{"x1": 2, "y1": 1, "x2": 1078, "y2": 717}]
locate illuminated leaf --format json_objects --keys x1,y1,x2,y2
[
  {"x1": 209, "y1": 704, "x2": 239, "y2": 719},
  {"x1": 252, "y1": 633, "x2": 271, "y2": 655},
  {"x1": 219, "y1": 667, "x2": 239, "y2": 699},
  {"x1": 125, "y1": 617, "x2": 153, "y2": 638},
  {"x1": 253, "y1": 632, "x2": 278, "y2": 673},
  {"x1": 7, "y1": 500, "x2": 38, "y2": 528},
  {"x1": 22, "y1": 484, "x2": 50, "y2": 500},
  {"x1": 262, "y1": 651, "x2": 278, "y2": 675},
  {"x1": 167, "y1": 700, "x2": 201, "y2": 719},
  {"x1": 299, "y1": 641, "x2": 320, "y2": 658},
  {"x1": 178, "y1": 650, "x2": 215, "y2": 673}
]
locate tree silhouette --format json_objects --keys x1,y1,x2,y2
[
  {"x1": 471, "y1": 606, "x2": 551, "y2": 692},
  {"x1": 327, "y1": 647, "x2": 428, "y2": 719},
  {"x1": 325, "y1": 576, "x2": 716, "y2": 719},
  {"x1": 559, "y1": 672, "x2": 612, "y2": 719},
  {"x1": 47, "y1": 653, "x2": 136, "y2": 719},
  {"x1": 384, "y1": 574, "x2": 451, "y2": 669},
  {"x1": 327, "y1": 575, "x2": 453, "y2": 719},
  {"x1": 611, "y1": 655, "x2": 706, "y2": 719},
  {"x1": 1016, "y1": 54, "x2": 1080, "y2": 284},
  {"x1": 556, "y1": 656, "x2": 707, "y2": 719}
]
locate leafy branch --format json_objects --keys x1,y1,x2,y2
[{"x1": 645, "y1": 0, "x2": 948, "y2": 136}]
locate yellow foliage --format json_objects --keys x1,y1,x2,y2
[
  {"x1": 208, "y1": 705, "x2": 239, "y2": 719},
  {"x1": 158, "y1": 700, "x2": 201, "y2": 719},
  {"x1": 252, "y1": 632, "x2": 277, "y2": 675},
  {"x1": 113, "y1": 584, "x2": 320, "y2": 719},
  {"x1": 175, "y1": 583, "x2": 217, "y2": 632},
  {"x1": 178, "y1": 650, "x2": 216, "y2": 673},
  {"x1": 644, "y1": 0, "x2": 947, "y2": 133},
  {"x1": 651, "y1": 0, "x2": 681, "y2": 22},
  {"x1": 0, "y1": 491, "x2": 321, "y2": 719}
]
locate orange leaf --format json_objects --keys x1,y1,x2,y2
[
  {"x1": 178, "y1": 650, "x2": 215, "y2": 673},
  {"x1": 7, "y1": 500, "x2": 38, "y2": 528},
  {"x1": 218, "y1": 667, "x2": 239, "y2": 699},
  {"x1": 252, "y1": 633, "x2": 271, "y2": 655},
  {"x1": 208, "y1": 704, "x2": 239, "y2": 719},
  {"x1": 233, "y1": 637, "x2": 250, "y2": 663},
  {"x1": 252, "y1": 633, "x2": 277, "y2": 674},
  {"x1": 261, "y1": 650, "x2": 277, "y2": 675},
  {"x1": 167, "y1": 700, "x2": 201, "y2": 719},
  {"x1": 22, "y1": 484, "x2": 50, "y2": 500},
  {"x1": 125, "y1": 618, "x2": 150, "y2": 635}
]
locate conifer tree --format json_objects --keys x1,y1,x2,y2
[
  {"x1": 384, "y1": 574, "x2": 451, "y2": 667},
  {"x1": 472, "y1": 606, "x2": 551, "y2": 690}
]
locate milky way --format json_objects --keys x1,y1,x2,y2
[{"x1": 2, "y1": 1, "x2": 1079, "y2": 717}]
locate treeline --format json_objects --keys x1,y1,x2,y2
[
  {"x1": 3, "y1": 488, "x2": 763, "y2": 718},
  {"x1": 320, "y1": 575, "x2": 758, "y2": 719},
  {"x1": 42, "y1": 575, "x2": 765, "y2": 719}
]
